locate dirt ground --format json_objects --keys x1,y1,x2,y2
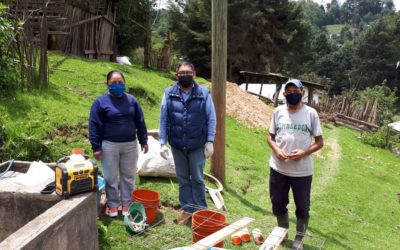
[{"x1": 226, "y1": 82, "x2": 273, "y2": 130}]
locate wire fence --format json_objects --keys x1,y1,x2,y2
[{"x1": 127, "y1": 204, "x2": 326, "y2": 250}]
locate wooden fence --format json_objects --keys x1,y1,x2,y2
[{"x1": 317, "y1": 94, "x2": 380, "y2": 130}]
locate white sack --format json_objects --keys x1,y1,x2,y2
[
  {"x1": 137, "y1": 136, "x2": 176, "y2": 177},
  {"x1": 116, "y1": 56, "x2": 132, "y2": 65}
]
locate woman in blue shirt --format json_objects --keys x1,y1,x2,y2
[{"x1": 89, "y1": 70, "x2": 148, "y2": 217}]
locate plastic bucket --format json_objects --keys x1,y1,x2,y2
[
  {"x1": 131, "y1": 189, "x2": 160, "y2": 224},
  {"x1": 97, "y1": 176, "x2": 105, "y2": 209},
  {"x1": 124, "y1": 202, "x2": 147, "y2": 234},
  {"x1": 192, "y1": 210, "x2": 227, "y2": 248}
]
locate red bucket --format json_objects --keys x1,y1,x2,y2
[
  {"x1": 192, "y1": 210, "x2": 226, "y2": 248},
  {"x1": 131, "y1": 189, "x2": 160, "y2": 224}
]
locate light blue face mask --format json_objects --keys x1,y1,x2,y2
[{"x1": 108, "y1": 83, "x2": 125, "y2": 96}]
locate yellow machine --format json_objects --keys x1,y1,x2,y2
[{"x1": 55, "y1": 149, "x2": 98, "y2": 199}]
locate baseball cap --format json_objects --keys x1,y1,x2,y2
[{"x1": 284, "y1": 79, "x2": 304, "y2": 90}]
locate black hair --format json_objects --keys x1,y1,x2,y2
[
  {"x1": 106, "y1": 70, "x2": 125, "y2": 84},
  {"x1": 176, "y1": 61, "x2": 195, "y2": 72}
]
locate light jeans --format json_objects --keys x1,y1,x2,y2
[
  {"x1": 171, "y1": 146, "x2": 207, "y2": 213},
  {"x1": 101, "y1": 140, "x2": 138, "y2": 208}
]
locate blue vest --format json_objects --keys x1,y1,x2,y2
[{"x1": 166, "y1": 83, "x2": 208, "y2": 151}]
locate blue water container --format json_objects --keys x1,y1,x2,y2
[{"x1": 97, "y1": 176, "x2": 105, "y2": 209}]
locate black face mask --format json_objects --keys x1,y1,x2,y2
[
  {"x1": 285, "y1": 93, "x2": 302, "y2": 105},
  {"x1": 178, "y1": 75, "x2": 193, "y2": 88}
]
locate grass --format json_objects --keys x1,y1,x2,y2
[
  {"x1": 325, "y1": 24, "x2": 345, "y2": 35},
  {"x1": 1, "y1": 52, "x2": 399, "y2": 249}
]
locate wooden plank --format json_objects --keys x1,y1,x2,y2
[
  {"x1": 84, "y1": 50, "x2": 96, "y2": 54},
  {"x1": 273, "y1": 83, "x2": 282, "y2": 107},
  {"x1": 308, "y1": 87, "x2": 313, "y2": 106},
  {"x1": 47, "y1": 31, "x2": 70, "y2": 35},
  {"x1": 60, "y1": 15, "x2": 102, "y2": 30},
  {"x1": 102, "y1": 14, "x2": 117, "y2": 27},
  {"x1": 259, "y1": 226, "x2": 288, "y2": 250},
  {"x1": 336, "y1": 114, "x2": 379, "y2": 129},
  {"x1": 189, "y1": 217, "x2": 255, "y2": 250},
  {"x1": 98, "y1": 50, "x2": 114, "y2": 55}
]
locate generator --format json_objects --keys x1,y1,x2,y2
[{"x1": 55, "y1": 149, "x2": 98, "y2": 199}]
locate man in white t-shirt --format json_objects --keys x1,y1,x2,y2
[{"x1": 267, "y1": 79, "x2": 324, "y2": 249}]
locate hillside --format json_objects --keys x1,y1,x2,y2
[{"x1": 0, "y1": 52, "x2": 399, "y2": 249}]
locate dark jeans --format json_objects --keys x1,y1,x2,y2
[{"x1": 269, "y1": 168, "x2": 312, "y2": 219}]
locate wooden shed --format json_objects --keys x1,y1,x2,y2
[
  {"x1": 3, "y1": 0, "x2": 117, "y2": 60},
  {"x1": 239, "y1": 71, "x2": 325, "y2": 107}
]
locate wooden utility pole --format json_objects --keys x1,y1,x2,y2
[{"x1": 211, "y1": 0, "x2": 227, "y2": 183}]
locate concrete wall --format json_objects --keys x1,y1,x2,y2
[
  {"x1": 0, "y1": 192, "x2": 59, "y2": 242},
  {"x1": 0, "y1": 193, "x2": 98, "y2": 250}
]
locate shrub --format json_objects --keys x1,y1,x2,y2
[
  {"x1": 0, "y1": 4, "x2": 19, "y2": 91},
  {"x1": 355, "y1": 80, "x2": 398, "y2": 124}
]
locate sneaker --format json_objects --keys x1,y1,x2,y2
[
  {"x1": 108, "y1": 207, "x2": 118, "y2": 217},
  {"x1": 177, "y1": 211, "x2": 192, "y2": 225},
  {"x1": 122, "y1": 206, "x2": 129, "y2": 216}
]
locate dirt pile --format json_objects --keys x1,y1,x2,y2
[{"x1": 225, "y1": 82, "x2": 273, "y2": 130}]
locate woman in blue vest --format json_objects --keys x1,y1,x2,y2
[
  {"x1": 89, "y1": 70, "x2": 148, "y2": 217},
  {"x1": 159, "y1": 62, "x2": 216, "y2": 225}
]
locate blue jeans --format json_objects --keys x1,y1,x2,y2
[
  {"x1": 171, "y1": 146, "x2": 207, "y2": 213},
  {"x1": 101, "y1": 140, "x2": 138, "y2": 208},
  {"x1": 269, "y1": 168, "x2": 312, "y2": 219}
]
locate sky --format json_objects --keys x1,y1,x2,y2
[{"x1": 157, "y1": 0, "x2": 400, "y2": 11}]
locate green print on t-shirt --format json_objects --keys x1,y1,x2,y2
[{"x1": 277, "y1": 123, "x2": 308, "y2": 132}]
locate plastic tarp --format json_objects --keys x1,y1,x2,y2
[{"x1": 388, "y1": 121, "x2": 400, "y2": 133}]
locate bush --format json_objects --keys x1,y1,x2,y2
[
  {"x1": 355, "y1": 80, "x2": 398, "y2": 124},
  {"x1": 0, "y1": 4, "x2": 19, "y2": 91},
  {"x1": 361, "y1": 125, "x2": 390, "y2": 148},
  {"x1": 361, "y1": 125, "x2": 400, "y2": 150}
]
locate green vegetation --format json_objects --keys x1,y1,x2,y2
[
  {"x1": 356, "y1": 81, "x2": 398, "y2": 124},
  {"x1": 325, "y1": 24, "x2": 345, "y2": 35},
  {"x1": 0, "y1": 52, "x2": 172, "y2": 160},
  {"x1": 1, "y1": 52, "x2": 399, "y2": 249},
  {"x1": 0, "y1": 3, "x2": 19, "y2": 90}
]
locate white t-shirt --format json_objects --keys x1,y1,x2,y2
[{"x1": 269, "y1": 104, "x2": 322, "y2": 177}]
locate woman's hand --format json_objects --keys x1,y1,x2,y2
[
  {"x1": 141, "y1": 144, "x2": 149, "y2": 154},
  {"x1": 93, "y1": 151, "x2": 102, "y2": 160}
]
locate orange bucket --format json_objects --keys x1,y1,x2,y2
[
  {"x1": 192, "y1": 210, "x2": 226, "y2": 248},
  {"x1": 131, "y1": 189, "x2": 160, "y2": 224}
]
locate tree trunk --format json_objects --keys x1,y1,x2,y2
[
  {"x1": 161, "y1": 31, "x2": 173, "y2": 72},
  {"x1": 143, "y1": 18, "x2": 152, "y2": 68}
]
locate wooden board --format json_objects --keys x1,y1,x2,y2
[
  {"x1": 189, "y1": 217, "x2": 255, "y2": 250},
  {"x1": 259, "y1": 226, "x2": 288, "y2": 250}
]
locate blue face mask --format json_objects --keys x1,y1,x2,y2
[{"x1": 108, "y1": 83, "x2": 125, "y2": 96}]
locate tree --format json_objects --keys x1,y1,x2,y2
[
  {"x1": 228, "y1": 0, "x2": 310, "y2": 81},
  {"x1": 116, "y1": 0, "x2": 159, "y2": 68},
  {"x1": 326, "y1": 0, "x2": 342, "y2": 24},
  {"x1": 351, "y1": 13, "x2": 400, "y2": 98},
  {"x1": 342, "y1": 0, "x2": 385, "y2": 27},
  {"x1": 166, "y1": 0, "x2": 211, "y2": 76},
  {"x1": 0, "y1": 4, "x2": 17, "y2": 91}
]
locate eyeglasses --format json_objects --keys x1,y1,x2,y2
[{"x1": 177, "y1": 71, "x2": 194, "y2": 76}]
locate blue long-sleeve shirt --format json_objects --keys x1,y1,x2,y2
[
  {"x1": 159, "y1": 84, "x2": 216, "y2": 145},
  {"x1": 89, "y1": 93, "x2": 148, "y2": 152}
]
